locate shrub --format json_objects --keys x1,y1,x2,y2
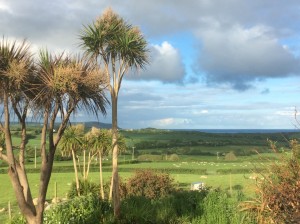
[
  {"x1": 53, "y1": 154, "x2": 72, "y2": 161},
  {"x1": 241, "y1": 140, "x2": 300, "y2": 224},
  {"x1": 126, "y1": 169, "x2": 175, "y2": 199},
  {"x1": 67, "y1": 179, "x2": 100, "y2": 199},
  {"x1": 119, "y1": 196, "x2": 155, "y2": 224},
  {"x1": 103, "y1": 177, "x2": 127, "y2": 200},
  {"x1": 168, "y1": 153, "x2": 180, "y2": 161},
  {"x1": 44, "y1": 195, "x2": 112, "y2": 224},
  {"x1": 137, "y1": 154, "x2": 163, "y2": 161},
  {"x1": 197, "y1": 190, "x2": 248, "y2": 224},
  {"x1": 156, "y1": 189, "x2": 209, "y2": 222},
  {"x1": 225, "y1": 151, "x2": 237, "y2": 161}
]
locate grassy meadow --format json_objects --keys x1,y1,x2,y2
[{"x1": 0, "y1": 125, "x2": 298, "y2": 222}]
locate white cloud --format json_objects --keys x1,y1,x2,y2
[
  {"x1": 126, "y1": 41, "x2": 186, "y2": 83},
  {"x1": 195, "y1": 24, "x2": 300, "y2": 90},
  {"x1": 275, "y1": 107, "x2": 295, "y2": 116},
  {"x1": 0, "y1": 1, "x2": 11, "y2": 13},
  {"x1": 149, "y1": 117, "x2": 192, "y2": 128},
  {"x1": 192, "y1": 109, "x2": 209, "y2": 115}
]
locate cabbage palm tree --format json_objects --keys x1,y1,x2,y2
[
  {"x1": 85, "y1": 127, "x2": 111, "y2": 199},
  {"x1": 59, "y1": 124, "x2": 84, "y2": 196},
  {"x1": 79, "y1": 8, "x2": 149, "y2": 217},
  {"x1": 0, "y1": 38, "x2": 36, "y2": 223},
  {"x1": 0, "y1": 39, "x2": 108, "y2": 224}
]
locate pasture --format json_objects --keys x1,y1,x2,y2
[
  {"x1": 0, "y1": 126, "x2": 298, "y2": 222},
  {"x1": 0, "y1": 158, "x2": 274, "y2": 222}
]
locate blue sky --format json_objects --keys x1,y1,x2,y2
[{"x1": 1, "y1": 0, "x2": 300, "y2": 129}]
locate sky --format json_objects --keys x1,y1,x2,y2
[{"x1": 1, "y1": 0, "x2": 300, "y2": 129}]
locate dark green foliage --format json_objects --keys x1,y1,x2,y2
[
  {"x1": 216, "y1": 168, "x2": 266, "y2": 174},
  {"x1": 118, "y1": 191, "x2": 208, "y2": 224},
  {"x1": 119, "y1": 196, "x2": 155, "y2": 224},
  {"x1": 124, "y1": 129, "x2": 294, "y2": 154},
  {"x1": 125, "y1": 169, "x2": 176, "y2": 199},
  {"x1": 44, "y1": 195, "x2": 112, "y2": 224},
  {"x1": 232, "y1": 184, "x2": 243, "y2": 191},
  {"x1": 53, "y1": 154, "x2": 72, "y2": 161},
  {"x1": 117, "y1": 189, "x2": 250, "y2": 224},
  {"x1": 67, "y1": 179, "x2": 100, "y2": 198},
  {"x1": 199, "y1": 191, "x2": 233, "y2": 223},
  {"x1": 10, "y1": 188, "x2": 252, "y2": 224},
  {"x1": 158, "y1": 190, "x2": 209, "y2": 221},
  {"x1": 9, "y1": 215, "x2": 26, "y2": 224}
]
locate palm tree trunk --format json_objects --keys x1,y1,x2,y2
[
  {"x1": 109, "y1": 176, "x2": 113, "y2": 201},
  {"x1": 72, "y1": 149, "x2": 80, "y2": 196},
  {"x1": 111, "y1": 94, "x2": 120, "y2": 217},
  {"x1": 86, "y1": 151, "x2": 92, "y2": 180},
  {"x1": 83, "y1": 149, "x2": 86, "y2": 179},
  {"x1": 99, "y1": 151, "x2": 105, "y2": 199}
]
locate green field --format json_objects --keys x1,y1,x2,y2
[
  {"x1": 0, "y1": 126, "x2": 298, "y2": 222},
  {"x1": 0, "y1": 161, "x2": 258, "y2": 222}
]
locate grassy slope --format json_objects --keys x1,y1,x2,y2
[{"x1": 0, "y1": 127, "x2": 298, "y2": 222}]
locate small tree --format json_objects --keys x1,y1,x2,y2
[
  {"x1": 80, "y1": 8, "x2": 149, "y2": 217},
  {"x1": 59, "y1": 124, "x2": 84, "y2": 196},
  {"x1": 85, "y1": 127, "x2": 111, "y2": 199},
  {"x1": 0, "y1": 39, "x2": 108, "y2": 224}
]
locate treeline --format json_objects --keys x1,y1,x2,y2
[{"x1": 125, "y1": 130, "x2": 298, "y2": 147}]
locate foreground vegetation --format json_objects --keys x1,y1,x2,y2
[
  {"x1": 1, "y1": 124, "x2": 300, "y2": 223},
  {"x1": 6, "y1": 169, "x2": 255, "y2": 224}
]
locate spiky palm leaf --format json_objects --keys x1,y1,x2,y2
[
  {"x1": 0, "y1": 38, "x2": 33, "y2": 104},
  {"x1": 29, "y1": 50, "x2": 108, "y2": 118},
  {"x1": 59, "y1": 124, "x2": 84, "y2": 155},
  {"x1": 79, "y1": 8, "x2": 149, "y2": 78}
]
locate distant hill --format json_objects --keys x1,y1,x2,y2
[
  {"x1": 79, "y1": 121, "x2": 114, "y2": 130},
  {"x1": 20, "y1": 121, "x2": 116, "y2": 130}
]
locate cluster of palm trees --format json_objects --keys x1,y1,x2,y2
[
  {"x1": 0, "y1": 7, "x2": 148, "y2": 224},
  {"x1": 0, "y1": 41, "x2": 108, "y2": 224},
  {"x1": 59, "y1": 125, "x2": 126, "y2": 200}
]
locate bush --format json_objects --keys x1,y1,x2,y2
[
  {"x1": 137, "y1": 154, "x2": 163, "y2": 161},
  {"x1": 119, "y1": 196, "x2": 155, "y2": 224},
  {"x1": 53, "y1": 154, "x2": 72, "y2": 161},
  {"x1": 118, "y1": 189, "x2": 250, "y2": 224},
  {"x1": 126, "y1": 169, "x2": 176, "y2": 200},
  {"x1": 44, "y1": 195, "x2": 112, "y2": 224},
  {"x1": 167, "y1": 153, "x2": 180, "y2": 161},
  {"x1": 155, "y1": 189, "x2": 209, "y2": 222},
  {"x1": 241, "y1": 140, "x2": 300, "y2": 224},
  {"x1": 225, "y1": 151, "x2": 237, "y2": 161},
  {"x1": 197, "y1": 190, "x2": 248, "y2": 224},
  {"x1": 67, "y1": 179, "x2": 100, "y2": 199}
]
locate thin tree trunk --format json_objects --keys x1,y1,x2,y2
[
  {"x1": 83, "y1": 149, "x2": 86, "y2": 179},
  {"x1": 86, "y1": 151, "x2": 92, "y2": 180},
  {"x1": 99, "y1": 151, "x2": 105, "y2": 199},
  {"x1": 3, "y1": 91, "x2": 38, "y2": 223},
  {"x1": 111, "y1": 94, "x2": 120, "y2": 217},
  {"x1": 109, "y1": 176, "x2": 113, "y2": 201},
  {"x1": 72, "y1": 149, "x2": 80, "y2": 196}
]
